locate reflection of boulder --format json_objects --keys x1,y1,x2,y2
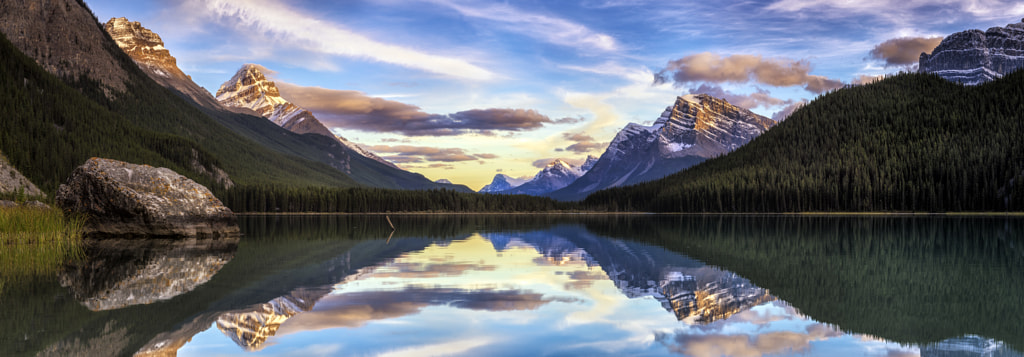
[
  {"x1": 59, "y1": 237, "x2": 238, "y2": 311},
  {"x1": 56, "y1": 158, "x2": 238, "y2": 237}
]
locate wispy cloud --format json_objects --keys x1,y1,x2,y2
[
  {"x1": 369, "y1": 145, "x2": 497, "y2": 163},
  {"x1": 559, "y1": 132, "x2": 608, "y2": 154},
  {"x1": 419, "y1": 0, "x2": 619, "y2": 52},
  {"x1": 767, "y1": 0, "x2": 1024, "y2": 23},
  {"x1": 688, "y1": 84, "x2": 791, "y2": 111},
  {"x1": 655, "y1": 52, "x2": 844, "y2": 94},
  {"x1": 197, "y1": 0, "x2": 495, "y2": 80}
]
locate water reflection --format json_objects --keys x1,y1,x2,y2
[
  {"x1": 60, "y1": 237, "x2": 239, "y2": 311},
  {"x1": 3, "y1": 215, "x2": 1022, "y2": 357}
]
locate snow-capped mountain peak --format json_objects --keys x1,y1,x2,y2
[
  {"x1": 216, "y1": 64, "x2": 398, "y2": 169},
  {"x1": 479, "y1": 174, "x2": 530, "y2": 193},
  {"x1": 549, "y1": 93, "x2": 774, "y2": 201}
]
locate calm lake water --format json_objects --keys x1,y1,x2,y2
[{"x1": 3, "y1": 215, "x2": 1023, "y2": 357}]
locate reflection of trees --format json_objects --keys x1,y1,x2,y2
[{"x1": 585, "y1": 215, "x2": 1024, "y2": 350}]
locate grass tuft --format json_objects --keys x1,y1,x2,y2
[{"x1": 0, "y1": 207, "x2": 85, "y2": 294}]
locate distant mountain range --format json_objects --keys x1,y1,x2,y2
[
  {"x1": 490, "y1": 157, "x2": 596, "y2": 195},
  {"x1": 920, "y1": 19, "x2": 1024, "y2": 85}
]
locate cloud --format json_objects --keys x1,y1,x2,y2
[
  {"x1": 369, "y1": 145, "x2": 496, "y2": 162},
  {"x1": 420, "y1": 0, "x2": 619, "y2": 52},
  {"x1": 766, "y1": 0, "x2": 1024, "y2": 21},
  {"x1": 198, "y1": 0, "x2": 494, "y2": 80},
  {"x1": 530, "y1": 157, "x2": 591, "y2": 168},
  {"x1": 852, "y1": 74, "x2": 885, "y2": 85},
  {"x1": 688, "y1": 84, "x2": 791, "y2": 110},
  {"x1": 562, "y1": 132, "x2": 595, "y2": 142},
  {"x1": 771, "y1": 100, "x2": 807, "y2": 121},
  {"x1": 559, "y1": 132, "x2": 609, "y2": 154},
  {"x1": 277, "y1": 82, "x2": 560, "y2": 136},
  {"x1": 869, "y1": 36, "x2": 943, "y2": 66},
  {"x1": 655, "y1": 53, "x2": 844, "y2": 94}
]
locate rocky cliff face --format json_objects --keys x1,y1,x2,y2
[
  {"x1": 216, "y1": 64, "x2": 397, "y2": 169},
  {"x1": 550, "y1": 94, "x2": 774, "y2": 201},
  {"x1": 0, "y1": 0, "x2": 128, "y2": 95},
  {"x1": 0, "y1": 152, "x2": 44, "y2": 197},
  {"x1": 56, "y1": 158, "x2": 239, "y2": 237},
  {"x1": 920, "y1": 19, "x2": 1024, "y2": 85},
  {"x1": 103, "y1": 17, "x2": 241, "y2": 112}
]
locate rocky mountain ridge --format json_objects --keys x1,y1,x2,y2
[
  {"x1": 103, "y1": 17, "x2": 247, "y2": 113},
  {"x1": 479, "y1": 174, "x2": 529, "y2": 193},
  {"x1": 216, "y1": 64, "x2": 398, "y2": 169},
  {"x1": 500, "y1": 157, "x2": 595, "y2": 195},
  {"x1": 920, "y1": 19, "x2": 1024, "y2": 85},
  {"x1": 549, "y1": 94, "x2": 775, "y2": 201}
]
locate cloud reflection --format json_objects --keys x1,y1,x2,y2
[{"x1": 665, "y1": 323, "x2": 843, "y2": 357}]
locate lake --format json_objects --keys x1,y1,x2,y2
[{"x1": 3, "y1": 215, "x2": 1023, "y2": 356}]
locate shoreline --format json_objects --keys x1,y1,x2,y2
[{"x1": 234, "y1": 211, "x2": 1024, "y2": 217}]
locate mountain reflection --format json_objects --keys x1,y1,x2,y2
[{"x1": 8, "y1": 215, "x2": 1022, "y2": 357}]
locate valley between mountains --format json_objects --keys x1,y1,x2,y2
[{"x1": 1, "y1": 0, "x2": 1024, "y2": 213}]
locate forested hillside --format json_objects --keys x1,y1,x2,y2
[
  {"x1": 0, "y1": 30, "x2": 360, "y2": 194},
  {"x1": 585, "y1": 72, "x2": 1024, "y2": 212}
]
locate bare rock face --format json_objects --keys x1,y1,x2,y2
[
  {"x1": 56, "y1": 158, "x2": 238, "y2": 237},
  {"x1": 920, "y1": 19, "x2": 1024, "y2": 85},
  {"x1": 217, "y1": 64, "x2": 400, "y2": 170},
  {"x1": 0, "y1": 152, "x2": 44, "y2": 197},
  {"x1": 102, "y1": 17, "x2": 243, "y2": 113},
  {"x1": 549, "y1": 94, "x2": 774, "y2": 201},
  {"x1": 0, "y1": 0, "x2": 128, "y2": 95}
]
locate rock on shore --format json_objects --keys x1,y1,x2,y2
[{"x1": 56, "y1": 158, "x2": 238, "y2": 237}]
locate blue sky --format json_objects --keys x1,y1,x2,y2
[{"x1": 85, "y1": 0, "x2": 1024, "y2": 189}]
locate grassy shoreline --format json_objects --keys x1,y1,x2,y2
[{"x1": 0, "y1": 206, "x2": 85, "y2": 293}]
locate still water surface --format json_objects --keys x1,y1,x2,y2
[{"x1": 4, "y1": 215, "x2": 1023, "y2": 356}]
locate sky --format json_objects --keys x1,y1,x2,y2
[
  {"x1": 177, "y1": 234, "x2": 919, "y2": 356},
  {"x1": 84, "y1": 0, "x2": 1024, "y2": 190}
]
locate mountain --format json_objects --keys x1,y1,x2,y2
[
  {"x1": 584, "y1": 72, "x2": 1024, "y2": 212},
  {"x1": 550, "y1": 94, "x2": 775, "y2": 201},
  {"x1": 95, "y1": 16, "x2": 468, "y2": 193},
  {"x1": 0, "y1": 0, "x2": 129, "y2": 96},
  {"x1": 479, "y1": 174, "x2": 529, "y2": 193},
  {"x1": 920, "y1": 19, "x2": 1024, "y2": 85},
  {"x1": 216, "y1": 64, "x2": 399, "y2": 170},
  {"x1": 103, "y1": 17, "x2": 245, "y2": 113},
  {"x1": 0, "y1": 4, "x2": 379, "y2": 194},
  {"x1": 501, "y1": 159, "x2": 587, "y2": 195}
]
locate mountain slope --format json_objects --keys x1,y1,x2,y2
[
  {"x1": 479, "y1": 174, "x2": 529, "y2": 193},
  {"x1": 214, "y1": 64, "x2": 470, "y2": 192},
  {"x1": 502, "y1": 159, "x2": 587, "y2": 195},
  {"x1": 215, "y1": 64, "x2": 397, "y2": 169},
  {"x1": 103, "y1": 17, "x2": 243, "y2": 113},
  {"x1": 0, "y1": 1, "x2": 365, "y2": 193},
  {"x1": 585, "y1": 72, "x2": 1024, "y2": 212},
  {"x1": 920, "y1": 19, "x2": 1024, "y2": 85},
  {"x1": 551, "y1": 94, "x2": 774, "y2": 201}
]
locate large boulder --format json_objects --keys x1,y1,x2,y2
[{"x1": 56, "y1": 158, "x2": 239, "y2": 237}]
